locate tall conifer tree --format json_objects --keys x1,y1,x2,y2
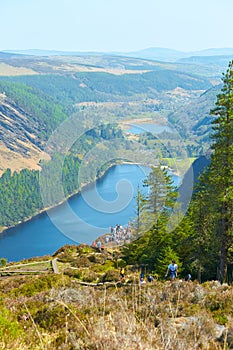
[{"x1": 208, "y1": 60, "x2": 233, "y2": 282}]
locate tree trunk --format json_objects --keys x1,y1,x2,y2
[
  {"x1": 219, "y1": 244, "x2": 227, "y2": 284},
  {"x1": 197, "y1": 269, "x2": 201, "y2": 283},
  {"x1": 219, "y1": 212, "x2": 228, "y2": 284},
  {"x1": 219, "y1": 219, "x2": 228, "y2": 283}
]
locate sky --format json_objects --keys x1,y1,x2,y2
[{"x1": 1, "y1": 0, "x2": 233, "y2": 53}]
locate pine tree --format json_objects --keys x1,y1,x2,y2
[
  {"x1": 179, "y1": 61, "x2": 233, "y2": 283},
  {"x1": 124, "y1": 166, "x2": 179, "y2": 273},
  {"x1": 143, "y1": 166, "x2": 177, "y2": 227},
  {"x1": 134, "y1": 185, "x2": 146, "y2": 236},
  {"x1": 207, "y1": 60, "x2": 233, "y2": 282},
  {"x1": 186, "y1": 175, "x2": 218, "y2": 282}
]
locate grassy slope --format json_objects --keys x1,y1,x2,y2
[{"x1": 0, "y1": 244, "x2": 232, "y2": 349}]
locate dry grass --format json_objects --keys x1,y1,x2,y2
[
  {"x1": 0, "y1": 139, "x2": 43, "y2": 175},
  {"x1": 0, "y1": 246, "x2": 232, "y2": 349},
  {"x1": 0, "y1": 273, "x2": 232, "y2": 349},
  {"x1": 0, "y1": 63, "x2": 38, "y2": 76}
]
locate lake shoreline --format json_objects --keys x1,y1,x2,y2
[
  {"x1": 0, "y1": 162, "x2": 177, "y2": 237},
  {"x1": 0, "y1": 163, "x2": 119, "y2": 236}
]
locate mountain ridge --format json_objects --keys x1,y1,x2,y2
[{"x1": 3, "y1": 47, "x2": 233, "y2": 62}]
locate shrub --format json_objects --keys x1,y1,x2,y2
[
  {"x1": 11, "y1": 275, "x2": 67, "y2": 297},
  {"x1": 34, "y1": 304, "x2": 69, "y2": 330},
  {"x1": 63, "y1": 268, "x2": 82, "y2": 279},
  {"x1": 0, "y1": 307, "x2": 22, "y2": 342},
  {"x1": 100, "y1": 269, "x2": 120, "y2": 283},
  {"x1": 81, "y1": 270, "x2": 99, "y2": 283},
  {"x1": 0, "y1": 257, "x2": 7, "y2": 267}
]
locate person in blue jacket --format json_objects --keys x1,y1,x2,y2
[{"x1": 165, "y1": 260, "x2": 178, "y2": 281}]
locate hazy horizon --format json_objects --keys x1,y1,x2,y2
[
  {"x1": 3, "y1": 46, "x2": 233, "y2": 54},
  {"x1": 1, "y1": 0, "x2": 233, "y2": 53}
]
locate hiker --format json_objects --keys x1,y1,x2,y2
[
  {"x1": 140, "y1": 272, "x2": 145, "y2": 280},
  {"x1": 120, "y1": 267, "x2": 125, "y2": 279},
  {"x1": 140, "y1": 276, "x2": 146, "y2": 285},
  {"x1": 165, "y1": 260, "x2": 178, "y2": 281},
  {"x1": 147, "y1": 275, "x2": 154, "y2": 282},
  {"x1": 184, "y1": 273, "x2": 191, "y2": 282},
  {"x1": 139, "y1": 272, "x2": 146, "y2": 285},
  {"x1": 97, "y1": 240, "x2": 102, "y2": 251}
]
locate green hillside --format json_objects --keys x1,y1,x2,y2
[
  {"x1": 0, "y1": 80, "x2": 69, "y2": 139},
  {"x1": 168, "y1": 84, "x2": 222, "y2": 147},
  {"x1": 1, "y1": 69, "x2": 212, "y2": 103}
]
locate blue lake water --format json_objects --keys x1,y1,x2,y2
[
  {"x1": 127, "y1": 123, "x2": 173, "y2": 135},
  {"x1": 0, "y1": 164, "x2": 180, "y2": 262}
]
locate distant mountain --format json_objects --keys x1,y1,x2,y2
[
  {"x1": 192, "y1": 48, "x2": 233, "y2": 56},
  {"x1": 117, "y1": 47, "x2": 233, "y2": 62},
  {"x1": 3, "y1": 47, "x2": 233, "y2": 62},
  {"x1": 3, "y1": 48, "x2": 186, "y2": 60},
  {"x1": 178, "y1": 55, "x2": 233, "y2": 64},
  {"x1": 0, "y1": 49, "x2": 221, "y2": 79},
  {"x1": 122, "y1": 47, "x2": 187, "y2": 61},
  {"x1": 177, "y1": 55, "x2": 232, "y2": 76},
  {"x1": 3, "y1": 49, "x2": 105, "y2": 57},
  {"x1": 4, "y1": 47, "x2": 188, "y2": 62},
  {"x1": 0, "y1": 51, "x2": 23, "y2": 59}
]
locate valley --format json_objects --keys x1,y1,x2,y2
[
  {"x1": 0, "y1": 50, "x2": 222, "y2": 175},
  {"x1": 0, "y1": 30, "x2": 232, "y2": 350},
  {"x1": 1, "y1": 0, "x2": 233, "y2": 347},
  {"x1": 0, "y1": 49, "x2": 228, "y2": 233}
]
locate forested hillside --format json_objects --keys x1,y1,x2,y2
[
  {"x1": 124, "y1": 60, "x2": 233, "y2": 284},
  {"x1": 0, "y1": 80, "x2": 70, "y2": 138},
  {"x1": 168, "y1": 84, "x2": 222, "y2": 144},
  {"x1": 1, "y1": 69, "x2": 212, "y2": 102},
  {"x1": 0, "y1": 92, "x2": 43, "y2": 174},
  {"x1": 0, "y1": 123, "x2": 124, "y2": 228}
]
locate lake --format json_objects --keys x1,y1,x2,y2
[
  {"x1": 0, "y1": 164, "x2": 180, "y2": 262},
  {"x1": 127, "y1": 123, "x2": 173, "y2": 135}
]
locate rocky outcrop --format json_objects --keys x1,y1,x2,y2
[{"x1": 0, "y1": 93, "x2": 44, "y2": 174}]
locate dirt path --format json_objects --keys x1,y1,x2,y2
[{"x1": 51, "y1": 258, "x2": 59, "y2": 274}]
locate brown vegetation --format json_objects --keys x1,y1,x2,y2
[{"x1": 0, "y1": 244, "x2": 233, "y2": 349}]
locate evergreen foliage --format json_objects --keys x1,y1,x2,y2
[
  {"x1": 1, "y1": 70, "x2": 212, "y2": 104},
  {"x1": 0, "y1": 168, "x2": 43, "y2": 227},
  {"x1": 124, "y1": 167, "x2": 179, "y2": 273},
  {"x1": 0, "y1": 80, "x2": 69, "y2": 139},
  {"x1": 124, "y1": 61, "x2": 233, "y2": 283},
  {"x1": 0, "y1": 124, "x2": 124, "y2": 228},
  {"x1": 184, "y1": 61, "x2": 233, "y2": 282},
  {"x1": 209, "y1": 61, "x2": 233, "y2": 282}
]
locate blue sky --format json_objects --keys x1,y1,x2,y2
[{"x1": 1, "y1": 0, "x2": 233, "y2": 52}]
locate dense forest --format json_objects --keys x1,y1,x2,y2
[
  {"x1": 0, "y1": 123, "x2": 124, "y2": 228},
  {"x1": 0, "y1": 80, "x2": 70, "y2": 139},
  {"x1": 123, "y1": 61, "x2": 233, "y2": 283},
  {"x1": 1, "y1": 69, "x2": 212, "y2": 100}
]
